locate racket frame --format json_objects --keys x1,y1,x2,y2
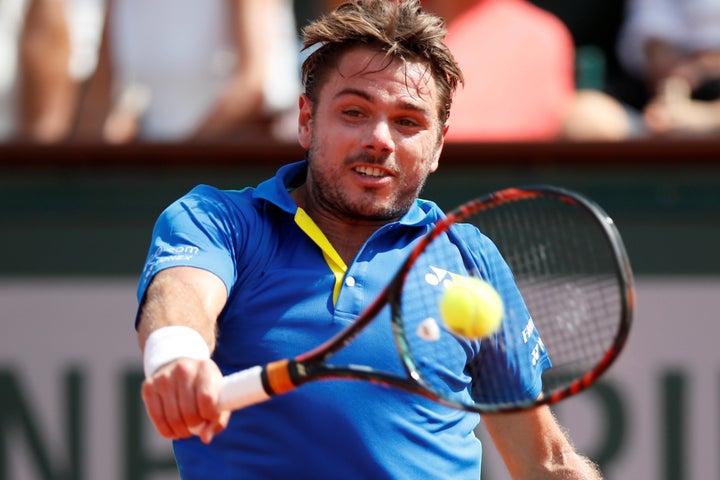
[{"x1": 219, "y1": 186, "x2": 635, "y2": 414}]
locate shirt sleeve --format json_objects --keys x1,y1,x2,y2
[
  {"x1": 455, "y1": 229, "x2": 552, "y2": 404},
  {"x1": 136, "y1": 185, "x2": 238, "y2": 304}
]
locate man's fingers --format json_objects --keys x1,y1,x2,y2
[{"x1": 141, "y1": 381, "x2": 176, "y2": 439}]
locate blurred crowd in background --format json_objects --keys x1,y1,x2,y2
[{"x1": 2, "y1": 0, "x2": 720, "y2": 146}]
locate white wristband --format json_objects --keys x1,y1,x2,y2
[{"x1": 143, "y1": 326, "x2": 211, "y2": 379}]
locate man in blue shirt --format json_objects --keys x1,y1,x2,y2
[{"x1": 136, "y1": 1, "x2": 602, "y2": 478}]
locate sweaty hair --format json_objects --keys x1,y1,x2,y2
[{"x1": 301, "y1": 0, "x2": 464, "y2": 123}]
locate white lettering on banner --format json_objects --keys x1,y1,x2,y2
[{"x1": 0, "y1": 278, "x2": 718, "y2": 480}]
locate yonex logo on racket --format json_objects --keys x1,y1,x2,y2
[
  {"x1": 424, "y1": 266, "x2": 454, "y2": 288},
  {"x1": 424, "y1": 266, "x2": 474, "y2": 289}
]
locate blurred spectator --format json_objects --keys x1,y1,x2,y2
[
  {"x1": 519, "y1": 0, "x2": 640, "y2": 141},
  {"x1": 614, "y1": 0, "x2": 720, "y2": 137},
  {"x1": 0, "y1": 0, "x2": 103, "y2": 143},
  {"x1": 425, "y1": 0, "x2": 577, "y2": 142},
  {"x1": 0, "y1": 0, "x2": 29, "y2": 141},
  {"x1": 528, "y1": 0, "x2": 628, "y2": 94},
  {"x1": 325, "y1": 0, "x2": 626, "y2": 142},
  {"x1": 563, "y1": 0, "x2": 720, "y2": 139},
  {"x1": 87, "y1": 0, "x2": 300, "y2": 144}
]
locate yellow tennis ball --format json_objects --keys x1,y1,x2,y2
[{"x1": 439, "y1": 276, "x2": 503, "y2": 338}]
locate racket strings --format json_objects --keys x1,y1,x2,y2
[
  {"x1": 395, "y1": 239, "x2": 481, "y2": 402},
  {"x1": 475, "y1": 197, "x2": 623, "y2": 397}
]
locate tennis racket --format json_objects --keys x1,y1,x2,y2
[{"x1": 216, "y1": 185, "x2": 634, "y2": 414}]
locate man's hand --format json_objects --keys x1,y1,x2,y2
[{"x1": 142, "y1": 357, "x2": 230, "y2": 444}]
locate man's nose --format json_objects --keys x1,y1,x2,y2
[{"x1": 363, "y1": 119, "x2": 394, "y2": 154}]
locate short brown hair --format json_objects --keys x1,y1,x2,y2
[{"x1": 301, "y1": 0, "x2": 464, "y2": 123}]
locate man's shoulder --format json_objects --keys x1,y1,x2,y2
[
  {"x1": 165, "y1": 184, "x2": 260, "y2": 223},
  {"x1": 181, "y1": 184, "x2": 257, "y2": 205}
]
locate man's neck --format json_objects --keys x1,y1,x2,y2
[{"x1": 291, "y1": 184, "x2": 387, "y2": 265}]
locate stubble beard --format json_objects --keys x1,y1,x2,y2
[{"x1": 305, "y1": 147, "x2": 427, "y2": 223}]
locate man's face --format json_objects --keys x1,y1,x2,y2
[{"x1": 297, "y1": 46, "x2": 447, "y2": 223}]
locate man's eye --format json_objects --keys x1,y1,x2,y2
[
  {"x1": 397, "y1": 118, "x2": 420, "y2": 128},
  {"x1": 343, "y1": 109, "x2": 363, "y2": 117}
]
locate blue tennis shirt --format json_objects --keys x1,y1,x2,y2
[{"x1": 137, "y1": 161, "x2": 550, "y2": 479}]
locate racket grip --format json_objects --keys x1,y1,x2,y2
[{"x1": 217, "y1": 365, "x2": 271, "y2": 411}]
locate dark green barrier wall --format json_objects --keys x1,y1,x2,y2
[{"x1": 2, "y1": 141, "x2": 720, "y2": 275}]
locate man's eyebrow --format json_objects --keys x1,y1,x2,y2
[
  {"x1": 334, "y1": 88, "x2": 432, "y2": 115},
  {"x1": 334, "y1": 87, "x2": 372, "y2": 102}
]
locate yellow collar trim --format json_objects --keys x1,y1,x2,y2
[{"x1": 294, "y1": 207, "x2": 347, "y2": 304}]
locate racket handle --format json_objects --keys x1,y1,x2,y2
[{"x1": 217, "y1": 365, "x2": 271, "y2": 411}]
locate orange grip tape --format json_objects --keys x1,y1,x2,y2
[{"x1": 266, "y1": 360, "x2": 296, "y2": 394}]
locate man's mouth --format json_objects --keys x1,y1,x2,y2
[{"x1": 354, "y1": 165, "x2": 387, "y2": 177}]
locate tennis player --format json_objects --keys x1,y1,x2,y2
[{"x1": 136, "y1": 1, "x2": 602, "y2": 478}]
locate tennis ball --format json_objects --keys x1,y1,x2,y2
[{"x1": 439, "y1": 276, "x2": 503, "y2": 339}]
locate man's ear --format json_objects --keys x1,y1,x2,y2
[
  {"x1": 430, "y1": 123, "x2": 450, "y2": 173},
  {"x1": 297, "y1": 94, "x2": 313, "y2": 149}
]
